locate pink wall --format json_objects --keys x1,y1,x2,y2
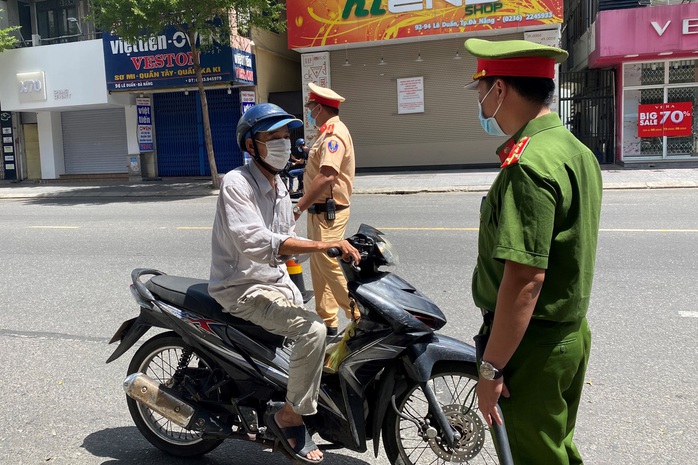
[{"x1": 590, "y1": 3, "x2": 698, "y2": 68}]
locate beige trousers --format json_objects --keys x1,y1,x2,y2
[
  {"x1": 231, "y1": 289, "x2": 326, "y2": 415},
  {"x1": 307, "y1": 208, "x2": 355, "y2": 328}
]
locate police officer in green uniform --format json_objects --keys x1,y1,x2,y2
[{"x1": 463, "y1": 38, "x2": 603, "y2": 465}]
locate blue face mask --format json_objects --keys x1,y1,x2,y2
[
  {"x1": 477, "y1": 85, "x2": 506, "y2": 137},
  {"x1": 306, "y1": 106, "x2": 317, "y2": 128}
]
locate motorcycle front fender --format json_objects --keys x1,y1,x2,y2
[{"x1": 405, "y1": 333, "x2": 478, "y2": 383}]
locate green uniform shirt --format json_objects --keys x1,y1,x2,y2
[{"x1": 472, "y1": 113, "x2": 602, "y2": 322}]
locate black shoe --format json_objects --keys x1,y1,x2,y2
[{"x1": 326, "y1": 327, "x2": 338, "y2": 337}]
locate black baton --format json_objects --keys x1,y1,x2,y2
[{"x1": 491, "y1": 403, "x2": 514, "y2": 465}]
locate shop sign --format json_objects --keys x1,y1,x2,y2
[
  {"x1": 0, "y1": 111, "x2": 16, "y2": 180},
  {"x1": 102, "y1": 27, "x2": 238, "y2": 91},
  {"x1": 17, "y1": 71, "x2": 47, "y2": 103},
  {"x1": 638, "y1": 102, "x2": 693, "y2": 138},
  {"x1": 591, "y1": 4, "x2": 698, "y2": 66},
  {"x1": 240, "y1": 90, "x2": 256, "y2": 114},
  {"x1": 397, "y1": 77, "x2": 425, "y2": 114},
  {"x1": 233, "y1": 49, "x2": 256, "y2": 86},
  {"x1": 136, "y1": 97, "x2": 153, "y2": 152},
  {"x1": 651, "y1": 18, "x2": 698, "y2": 37},
  {"x1": 287, "y1": 0, "x2": 562, "y2": 48}
]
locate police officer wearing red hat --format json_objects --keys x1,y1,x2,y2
[
  {"x1": 464, "y1": 38, "x2": 603, "y2": 465},
  {"x1": 294, "y1": 83, "x2": 357, "y2": 336}
]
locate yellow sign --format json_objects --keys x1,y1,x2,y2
[{"x1": 287, "y1": 0, "x2": 563, "y2": 49}]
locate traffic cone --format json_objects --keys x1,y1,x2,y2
[{"x1": 286, "y1": 259, "x2": 314, "y2": 303}]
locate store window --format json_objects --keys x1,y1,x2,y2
[
  {"x1": 38, "y1": 0, "x2": 78, "y2": 44},
  {"x1": 19, "y1": 0, "x2": 80, "y2": 45},
  {"x1": 622, "y1": 60, "x2": 698, "y2": 160}
]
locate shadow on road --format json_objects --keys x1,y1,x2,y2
[
  {"x1": 21, "y1": 184, "x2": 216, "y2": 206},
  {"x1": 82, "y1": 426, "x2": 374, "y2": 465}
]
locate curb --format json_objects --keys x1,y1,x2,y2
[
  {"x1": 1, "y1": 181, "x2": 698, "y2": 200},
  {"x1": 354, "y1": 182, "x2": 698, "y2": 195}
]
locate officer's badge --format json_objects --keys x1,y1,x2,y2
[
  {"x1": 501, "y1": 137, "x2": 530, "y2": 168},
  {"x1": 327, "y1": 140, "x2": 339, "y2": 153}
]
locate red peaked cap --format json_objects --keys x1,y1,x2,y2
[
  {"x1": 307, "y1": 82, "x2": 345, "y2": 109},
  {"x1": 464, "y1": 39, "x2": 568, "y2": 89},
  {"x1": 473, "y1": 56, "x2": 556, "y2": 80},
  {"x1": 308, "y1": 92, "x2": 341, "y2": 109}
]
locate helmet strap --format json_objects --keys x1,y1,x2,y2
[{"x1": 251, "y1": 138, "x2": 282, "y2": 175}]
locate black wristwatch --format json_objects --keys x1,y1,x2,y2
[{"x1": 480, "y1": 360, "x2": 504, "y2": 381}]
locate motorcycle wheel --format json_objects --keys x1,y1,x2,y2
[
  {"x1": 383, "y1": 362, "x2": 498, "y2": 465},
  {"x1": 126, "y1": 332, "x2": 223, "y2": 457}
]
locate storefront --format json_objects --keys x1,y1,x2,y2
[
  {"x1": 102, "y1": 29, "x2": 257, "y2": 177},
  {"x1": 0, "y1": 39, "x2": 137, "y2": 180},
  {"x1": 590, "y1": 3, "x2": 698, "y2": 164},
  {"x1": 287, "y1": 0, "x2": 564, "y2": 170}
]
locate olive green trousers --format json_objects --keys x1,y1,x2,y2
[{"x1": 483, "y1": 317, "x2": 591, "y2": 465}]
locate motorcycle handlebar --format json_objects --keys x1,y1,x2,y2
[
  {"x1": 327, "y1": 247, "x2": 362, "y2": 272},
  {"x1": 327, "y1": 247, "x2": 341, "y2": 258}
]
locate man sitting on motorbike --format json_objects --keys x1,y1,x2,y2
[
  {"x1": 287, "y1": 138, "x2": 309, "y2": 193},
  {"x1": 208, "y1": 103, "x2": 359, "y2": 464}
]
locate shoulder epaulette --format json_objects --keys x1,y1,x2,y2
[{"x1": 501, "y1": 136, "x2": 530, "y2": 168}]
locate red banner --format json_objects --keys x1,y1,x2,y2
[
  {"x1": 287, "y1": 0, "x2": 563, "y2": 49},
  {"x1": 638, "y1": 102, "x2": 694, "y2": 138}
]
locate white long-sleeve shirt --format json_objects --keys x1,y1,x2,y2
[{"x1": 208, "y1": 162, "x2": 303, "y2": 310}]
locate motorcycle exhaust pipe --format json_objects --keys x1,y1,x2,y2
[{"x1": 123, "y1": 372, "x2": 227, "y2": 437}]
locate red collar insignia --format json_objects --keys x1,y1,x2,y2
[
  {"x1": 498, "y1": 139, "x2": 516, "y2": 164},
  {"x1": 318, "y1": 123, "x2": 335, "y2": 135},
  {"x1": 500, "y1": 137, "x2": 530, "y2": 168}
]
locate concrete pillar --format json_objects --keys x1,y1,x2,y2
[
  {"x1": 125, "y1": 105, "x2": 139, "y2": 154},
  {"x1": 37, "y1": 111, "x2": 64, "y2": 179},
  {"x1": 126, "y1": 100, "x2": 157, "y2": 178},
  {"x1": 124, "y1": 105, "x2": 143, "y2": 181},
  {"x1": 30, "y1": 0, "x2": 40, "y2": 46}
]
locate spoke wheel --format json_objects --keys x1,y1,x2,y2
[
  {"x1": 383, "y1": 362, "x2": 499, "y2": 464},
  {"x1": 126, "y1": 332, "x2": 223, "y2": 457}
]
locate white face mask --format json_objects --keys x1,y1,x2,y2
[
  {"x1": 257, "y1": 138, "x2": 291, "y2": 171},
  {"x1": 306, "y1": 106, "x2": 318, "y2": 127}
]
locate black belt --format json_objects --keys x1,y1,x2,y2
[
  {"x1": 308, "y1": 203, "x2": 349, "y2": 214},
  {"x1": 481, "y1": 308, "x2": 575, "y2": 328},
  {"x1": 480, "y1": 308, "x2": 494, "y2": 326}
]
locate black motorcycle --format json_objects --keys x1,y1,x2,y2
[{"x1": 107, "y1": 224, "x2": 504, "y2": 464}]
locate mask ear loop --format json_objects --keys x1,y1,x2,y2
[{"x1": 481, "y1": 82, "x2": 504, "y2": 120}]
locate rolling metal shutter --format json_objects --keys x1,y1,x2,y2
[
  {"x1": 154, "y1": 88, "x2": 242, "y2": 177},
  {"x1": 328, "y1": 33, "x2": 523, "y2": 169},
  {"x1": 62, "y1": 109, "x2": 128, "y2": 174}
]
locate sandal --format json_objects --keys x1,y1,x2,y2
[{"x1": 264, "y1": 404, "x2": 323, "y2": 464}]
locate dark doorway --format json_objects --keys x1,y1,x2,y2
[{"x1": 559, "y1": 69, "x2": 616, "y2": 164}]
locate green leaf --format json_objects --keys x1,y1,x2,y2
[{"x1": 0, "y1": 10, "x2": 19, "y2": 52}]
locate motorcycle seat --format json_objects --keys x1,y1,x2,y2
[{"x1": 146, "y1": 275, "x2": 285, "y2": 347}]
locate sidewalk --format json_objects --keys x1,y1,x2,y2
[{"x1": 2, "y1": 165, "x2": 698, "y2": 199}]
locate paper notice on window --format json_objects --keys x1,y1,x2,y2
[{"x1": 397, "y1": 77, "x2": 424, "y2": 115}]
